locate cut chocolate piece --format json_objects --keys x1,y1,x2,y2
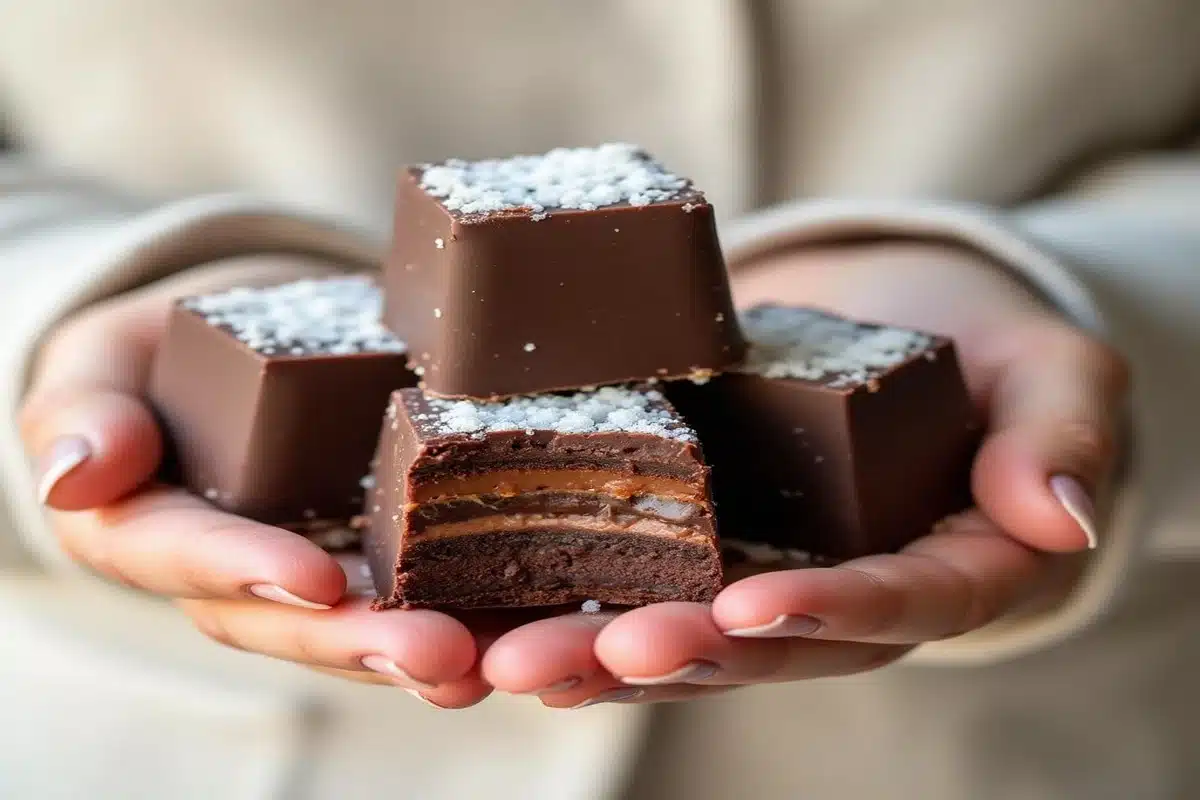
[
  {"x1": 149, "y1": 277, "x2": 415, "y2": 526},
  {"x1": 666, "y1": 305, "x2": 979, "y2": 560},
  {"x1": 365, "y1": 385, "x2": 722, "y2": 609},
  {"x1": 383, "y1": 143, "x2": 746, "y2": 399}
]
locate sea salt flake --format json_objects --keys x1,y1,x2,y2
[
  {"x1": 188, "y1": 277, "x2": 405, "y2": 357},
  {"x1": 416, "y1": 386, "x2": 696, "y2": 442},
  {"x1": 740, "y1": 306, "x2": 932, "y2": 389},
  {"x1": 417, "y1": 143, "x2": 697, "y2": 218},
  {"x1": 581, "y1": 600, "x2": 602, "y2": 614}
]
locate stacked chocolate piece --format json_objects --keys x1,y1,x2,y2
[{"x1": 150, "y1": 143, "x2": 979, "y2": 611}]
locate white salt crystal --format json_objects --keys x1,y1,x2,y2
[
  {"x1": 739, "y1": 306, "x2": 932, "y2": 389},
  {"x1": 417, "y1": 143, "x2": 694, "y2": 218},
  {"x1": 185, "y1": 277, "x2": 405, "y2": 357},
  {"x1": 414, "y1": 386, "x2": 695, "y2": 442}
]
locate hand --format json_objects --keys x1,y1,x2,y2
[
  {"x1": 477, "y1": 242, "x2": 1129, "y2": 707},
  {"x1": 19, "y1": 257, "x2": 489, "y2": 708}
]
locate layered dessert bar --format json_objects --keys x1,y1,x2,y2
[{"x1": 365, "y1": 385, "x2": 722, "y2": 608}]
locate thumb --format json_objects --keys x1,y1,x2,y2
[
  {"x1": 972, "y1": 324, "x2": 1130, "y2": 553},
  {"x1": 20, "y1": 256, "x2": 343, "y2": 510}
]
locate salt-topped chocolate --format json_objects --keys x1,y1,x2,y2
[
  {"x1": 408, "y1": 386, "x2": 696, "y2": 441},
  {"x1": 417, "y1": 143, "x2": 693, "y2": 217},
  {"x1": 740, "y1": 306, "x2": 933, "y2": 386},
  {"x1": 667, "y1": 305, "x2": 979, "y2": 560},
  {"x1": 181, "y1": 277, "x2": 405, "y2": 356},
  {"x1": 150, "y1": 277, "x2": 416, "y2": 527},
  {"x1": 365, "y1": 385, "x2": 722, "y2": 609},
  {"x1": 383, "y1": 143, "x2": 745, "y2": 399}
]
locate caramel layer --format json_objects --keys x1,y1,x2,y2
[
  {"x1": 410, "y1": 513, "x2": 713, "y2": 546},
  {"x1": 410, "y1": 470, "x2": 701, "y2": 503},
  {"x1": 407, "y1": 491, "x2": 707, "y2": 531}
]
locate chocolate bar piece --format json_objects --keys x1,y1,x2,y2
[
  {"x1": 149, "y1": 277, "x2": 415, "y2": 528},
  {"x1": 365, "y1": 386, "x2": 722, "y2": 609},
  {"x1": 667, "y1": 306, "x2": 979, "y2": 560},
  {"x1": 383, "y1": 143, "x2": 746, "y2": 399}
]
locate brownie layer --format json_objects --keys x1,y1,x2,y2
[
  {"x1": 408, "y1": 491, "x2": 708, "y2": 531},
  {"x1": 407, "y1": 434, "x2": 707, "y2": 483},
  {"x1": 412, "y1": 513, "x2": 712, "y2": 545},
  {"x1": 378, "y1": 530, "x2": 722, "y2": 609}
]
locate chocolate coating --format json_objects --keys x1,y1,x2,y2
[
  {"x1": 666, "y1": 306, "x2": 980, "y2": 559},
  {"x1": 148, "y1": 279, "x2": 415, "y2": 525},
  {"x1": 382, "y1": 147, "x2": 746, "y2": 399}
]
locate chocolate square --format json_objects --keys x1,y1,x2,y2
[
  {"x1": 667, "y1": 305, "x2": 979, "y2": 560},
  {"x1": 149, "y1": 277, "x2": 415, "y2": 527},
  {"x1": 365, "y1": 385, "x2": 723, "y2": 609},
  {"x1": 382, "y1": 143, "x2": 746, "y2": 399}
]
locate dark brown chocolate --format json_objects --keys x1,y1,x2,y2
[
  {"x1": 666, "y1": 305, "x2": 979, "y2": 560},
  {"x1": 148, "y1": 277, "x2": 415, "y2": 526},
  {"x1": 365, "y1": 385, "x2": 722, "y2": 609},
  {"x1": 382, "y1": 144, "x2": 746, "y2": 399}
]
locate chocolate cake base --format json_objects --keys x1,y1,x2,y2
[{"x1": 376, "y1": 530, "x2": 722, "y2": 610}]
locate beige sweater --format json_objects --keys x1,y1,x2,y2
[{"x1": 1, "y1": 1, "x2": 1199, "y2": 798}]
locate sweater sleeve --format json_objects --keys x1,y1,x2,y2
[
  {"x1": 0, "y1": 156, "x2": 387, "y2": 571},
  {"x1": 716, "y1": 183, "x2": 1200, "y2": 665}
]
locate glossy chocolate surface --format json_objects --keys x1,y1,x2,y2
[
  {"x1": 382, "y1": 144, "x2": 745, "y2": 399},
  {"x1": 149, "y1": 278, "x2": 415, "y2": 525},
  {"x1": 667, "y1": 305, "x2": 979, "y2": 559}
]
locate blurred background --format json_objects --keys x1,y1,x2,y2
[{"x1": 1, "y1": 1, "x2": 1198, "y2": 798}]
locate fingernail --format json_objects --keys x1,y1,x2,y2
[
  {"x1": 247, "y1": 583, "x2": 333, "y2": 611},
  {"x1": 569, "y1": 688, "x2": 644, "y2": 710},
  {"x1": 724, "y1": 614, "x2": 822, "y2": 638},
  {"x1": 405, "y1": 689, "x2": 447, "y2": 709},
  {"x1": 531, "y1": 677, "x2": 582, "y2": 695},
  {"x1": 1050, "y1": 475, "x2": 1098, "y2": 549},
  {"x1": 36, "y1": 435, "x2": 91, "y2": 505},
  {"x1": 622, "y1": 660, "x2": 719, "y2": 686},
  {"x1": 361, "y1": 655, "x2": 438, "y2": 690}
]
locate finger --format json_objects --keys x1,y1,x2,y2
[
  {"x1": 541, "y1": 682, "x2": 737, "y2": 710},
  {"x1": 481, "y1": 611, "x2": 620, "y2": 696},
  {"x1": 181, "y1": 595, "x2": 477, "y2": 690},
  {"x1": 22, "y1": 387, "x2": 162, "y2": 510},
  {"x1": 305, "y1": 663, "x2": 495, "y2": 710},
  {"x1": 974, "y1": 325, "x2": 1130, "y2": 552},
  {"x1": 411, "y1": 675, "x2": 495, "y2": 710},
  {"x1": 713, "y1": 511, "x2": 1044, "y2": 644},
  {"x1": 20, "y1": 256, "x2": 342, "y2": 510},
  {"x1": 55, "y1": 486, "x2": 347, "y2": 606},
  {"x1": 593, "y1": 602, "x2": 904, "y2": 686}
]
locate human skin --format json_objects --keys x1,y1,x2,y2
[{"x1": 19, "y1": 242, "x2": 1128, "y2": 709}]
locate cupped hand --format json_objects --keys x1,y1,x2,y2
[
  {"x1": 481, "y1": 242, "x2": 1130, "y2": 707},
  {"x1": 19, "y1": 257, "x2": 486, "y2": 708}
]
